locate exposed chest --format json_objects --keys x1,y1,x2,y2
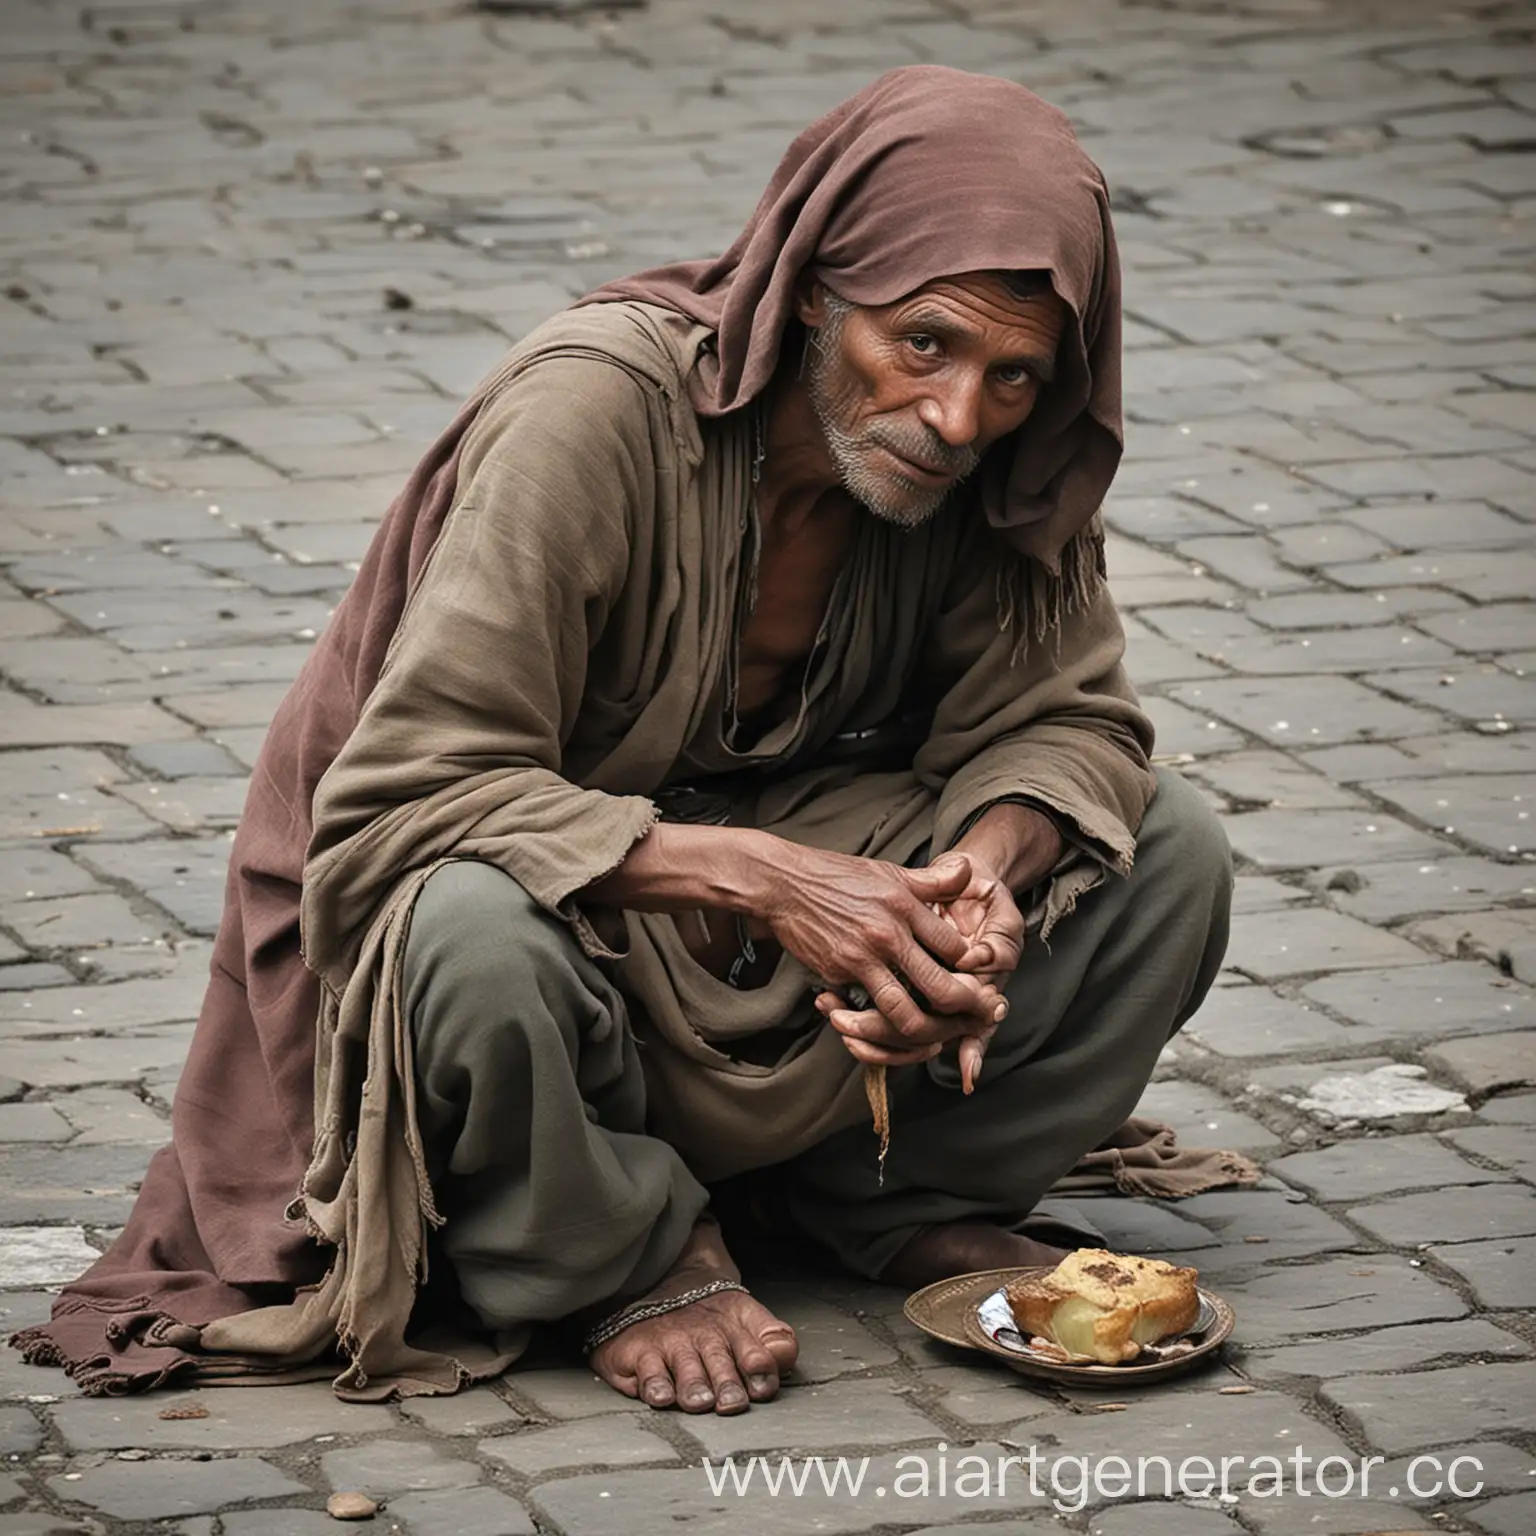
[{"x1": 734, "y1": 499, "x2": 859, "y2": 717}]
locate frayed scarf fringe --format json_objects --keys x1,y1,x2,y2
[{"x1": 995, "y1": 520, "x2": 1107, "y2": 666}]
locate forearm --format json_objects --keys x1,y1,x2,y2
[
  {"x1": 583, "y1": 821, "x2": 785, "y2": 917},
  {"x1": 950, "y1": 801, "x2": 1064, "y2": 896}
]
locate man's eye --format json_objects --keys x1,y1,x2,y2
[
  {"x1": 996, "y1": 365, "x2": 1030, "y2": 386},
  {"x1": 906, "y1": 334, "x2": 938, "y2": 355}
]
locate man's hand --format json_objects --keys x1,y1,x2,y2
[
  {"x1": 926, "y1": 849, "x2": 1026, "y2": 984},
  {"x1": 583, "y1": 824, "x2": 1008, "y2": 1051},
  {"x1": 815, "y1": 849, "x2": 1025, "y2": 1091},
  {"x1": 762, "y1": 844, "x2": 1008, "y2": 1049}
]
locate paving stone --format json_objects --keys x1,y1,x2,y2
[
  {"x1": 1466, "y1": 1493, "x2": 1536, "y2": 1534},
  {"x1": 1184, "y1": 986, "x2": 1367, "y2": 1057},
  {"x1": 0, "y1": 964, "x2": 73, "y2": 991},
  {"x1": 1167, "y1": 675, "x2": 1445, "y2": 747},
  {"x1": 505, "y1": 1366, "x2": 648, "y2": 1419},
  {"x1": 46, "y1": 1456, "x2": 307, "y2": 1520},
  {"x1": 126, "y1": 740, "x2": 249, "y2": 779},
  {"x1": 1409, "y1": 911, "x2": 1536, "y2": 987},
  {"x1": 1223, "y1": 808, "x2": 1445, "y2": 871},
  {"x1": 1141, "y1": 696, "x2": 1246, "y2": 757},
  {"x1": 389, "y1": 1486, "x2": 537, "y2": 1536},
  {"x1": 1247, "y1": 588, "x2": 1469, "y2": 630},
  {"x1": 1477, "y1": 1092, "x2": 1536, "y2": 1126},
  {"x1": 50, "y1": 1385, "x2": 381, "y2": 1451},
  {"x1": 398, "y1": 1386, "x2": 525, "y2": 1437},
  {"x1": 1268, "y1": 1134, "x2": 1511, "y2": 1202},
  {"x1": 1301, "y1": 963, "x2": 1536, "y2": 1042},
  {"x1": 1348, "y1": 1185, "x2": 1536, "y2": 1247},
  {"x1": 1418, "y1": 603, "x2": 1536, "y2": 655},
  {"x1": 1429, "y1": 1234, "x2": 1536, "y2": 1310},
  {"x1": 480, "y1": 1416, "x2": 678, "y2": 1477},
  {"x1": 1241, "y1": 1319, "x2": 1529, "y2": 1381},
  {"x1": 1231, "y1": 876, "x2": 1313, "y2": 915},
  {"x1": 1156, "y1": 1189, "x2": 1359, "y2": 1269},
  {"x1": 1445, "y1": 1122, "x2": 1536, "y2": 1180},
  {"x1": 1086, "y1": 1505, "x2": 1239, "y2": 1536},
  {"x1": 216, "y1": 1514, "x2": 337, "y2": 1536},
  {"x1": 1133, "y1": 1078, "x2": 1281, "y2": 1153},
  {"x1": 744, "y1": 1290, "x2": 899, "y2": 1382},
  {"x1": 1076, "y1": 1195, "x2": 1223, "y2": 1254},
  {"x1": 320, "y1": 1438, "x2": 482, "y2": 1496},
  {"x1": 0, "y1": 1516, "x2": 105, "y2": 1536},
  {"x1": 1189, "y1": 751, "x2": 1365, "y2": 810},
  {"x1": 75, "y1": 838, "x2": 232, "y2": 937},
  {"x1": 1306, "y1": 730, "x2": 1536, "y2": 784},
  {"x1": 0, "y1": 1103, "x2": 73, "y2": 1142},
  {"x1": 1321, "y1": 1361, "x2": 1536, "y2": 1454},
  {"x1": 918, "y1": 1364, "x2": 1057, "y2": 1430},
  {"x1": 1343, "y1": 500, "x2": 1536, "y2": 552},
  {"x1": 0, "y1": 852, "x2": 100, "y2": 905},
  {"x1": 0, "y1": 1227, "x2": 100, "y2": 1288},
  {"x1": 2, "y1": 893, "x2": 164, "y2": 952},
  {"x1": 1240, "y1": 1500, "x2": 1434, "y2": 1534},
  {"x1": 109, "y1": 779, "x2": 248, "y2": 833},
  {"x1": 0, "y1": 973, "x2": 203, "y2": 1037},
  {"x1": 1228, "y1": 1255, "x2": 1469, "y2": 1345},
  {"x1": 0, "y1": 1408, "x2": 41, "y2": 1456},
  {"x1": 1369, "y1": 667, "x2": 1536, "y2": 731},
  {"x1": 1225, "y1": 906, "x2": 1432, "y2": 979},
  {"x1": 674, "y1": 1377, "x2": 941, "y2": 1457},
  {"x1": 1428, "y1": 1033, "x2": 1536, "y2": 1097},
  {"x1": 1365, "y1": 775, "x2": 1533, "y2": 857},
  {"x1": 50, "y1": 1087, "x2": 168, "y2": 1145},
  {"x1": 0, "y1": 1139, "x2": 163, "y2": 1223},
  {"x1": 1310, "y1": 857, "x2": 1536, "y2": 925}
]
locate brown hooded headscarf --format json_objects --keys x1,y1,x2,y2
[{"x1": 581, "y1": 65, "x2": 1123, "y2": 606}]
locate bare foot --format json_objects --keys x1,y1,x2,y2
[
  {"x1": 879, "y1": 1221, "x2": 1069, "y2": 1289},
  {"x1": 589, "y1": 1218, "x2": 797, "y2": 1416}
]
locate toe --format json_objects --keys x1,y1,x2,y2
[
  {"x1": 698, "y1": 1335, "x2": 750, "y2": 1415},
  {"x1": 665, "y1": 1343, "x2": 717, "y2": 1413},
  {"x1": 633, "y1": 1349, "x2": 675, "y2": 1409},
  {"x1": 759, "y1": 1322, "x2": 799, "y2": 1374}
]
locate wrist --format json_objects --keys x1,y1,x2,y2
[
  {"x1": 716, "y1": 828, "x2": 791, "y2": 919},
  {"x1": 953, "y1": 802, "x2": 1063, "y2": 894}
]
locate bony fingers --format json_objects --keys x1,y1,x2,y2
[
  {"x1": 959, "y1": 1033, "x2": 990, "y2": 1095},
  {"x1": 841, "y1": 1036, "x2": 943, "y2": 1067}
]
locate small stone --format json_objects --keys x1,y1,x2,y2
[
  {"x1": 1218, "y1": 1385, "x2": 1254, "y2": 1395},
  {"x1": 1326, "y1": 868, "x2": 1364, "y2": 893},
  {"x1": 157, "y1": 1404, "x2": 209, "y2": 1421},
  {"x1": 326, "y1": 1492, "x2": 378, "y2": 1521},
  {"x1": 382, "y1": 288, "x2": 413, "y2": 311}
]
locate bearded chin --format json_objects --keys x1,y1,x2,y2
[
  {"x1": 804, "y1": 306, "x2": 974, "y2": 529},
  {"x1": 824, "y1": 429, "x2": 955, "y2": 529}
]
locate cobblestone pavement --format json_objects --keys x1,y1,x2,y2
[{"x1": 2, "y1": 0, "x2": 1534, "y2": 1531}]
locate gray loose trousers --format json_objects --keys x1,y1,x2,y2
[{"x1": 402, "y1": 768, "x2": 1231, "y2": 1330}]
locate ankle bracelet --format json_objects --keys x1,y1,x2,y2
[{"x1": 582, "y1": 1278, "x2": 749, "y2": 1355}]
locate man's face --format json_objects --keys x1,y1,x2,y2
[{"x1": 801, "y1": 271, "x2": 1069, "y2": 528}]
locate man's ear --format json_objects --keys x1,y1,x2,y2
[{"x1": 793, "y1": 275, "x2": 829, "y2": 328}]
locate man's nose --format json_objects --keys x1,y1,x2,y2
[{"x1": 915, "y1": 374, "x2": 984, "y2": 448}]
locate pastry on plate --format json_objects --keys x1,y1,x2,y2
[{"x1": 1003, "y1": 1249, "x2": 1200, "y2": 1365}]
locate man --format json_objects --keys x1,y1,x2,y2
[{"x1": 16, "y1": 66, "x2": 1241, "y2": 1414}]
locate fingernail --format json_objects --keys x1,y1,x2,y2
[
  {"x1": 993, "y1": 1001, "x2": 1008, "y2": 1022},
  {"x1": 748, "y1": 1373, "x2": 773, "y2": 1394},
  {"x1": 686, "y1": 1385, "x2": 714, "y2": 1406},
  {"x1": 717, "y1": 1384, "x2": 746, "y2": 1408}
]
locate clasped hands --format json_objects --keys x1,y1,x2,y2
[{"x1": 761, "y1": 846, "x2": 1026, "y2": 1095}]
